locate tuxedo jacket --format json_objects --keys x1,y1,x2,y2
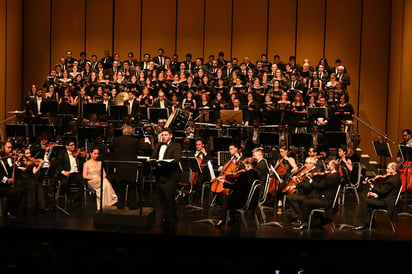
[
  {"x1": 56, "y1": 150, "x2": 83, "y2": 178},
  {"x1": 151, "y1": 141, "x2": 182, "y2": 179},
  {"x1": 0, "y1": 157, "x2": 14, "y2": 183},
  {"x1": 153, "y1": 97, "x2": 173, "y2": 109},
  {"x1": 371, "y1": 173, "x2": 402, "y2": 217},
  {"x1": 110, "y1": 135, "x2": 141, "y2": 182},
  {"x1": 124, "y1": 99, "x2": 140, "y2": 118}
]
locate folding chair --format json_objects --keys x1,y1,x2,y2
[
  {"x1": 369, "y1": 186, "x2": 403, "y2": 232},
  {"x1": 341, "y1": 162, "x2": 362, "y2": 205}
]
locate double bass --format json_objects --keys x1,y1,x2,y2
[{"x1": 210, "y1": 157, "x2": 241, "y2": 195}]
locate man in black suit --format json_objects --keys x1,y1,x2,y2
[
  {"x1": 100, "y1": 50, "x2": 114, "y2": 71},
  {"x1": 290, "y1": 159, "x2": 341, "y2": 229},
  {"x1": 0, "y1": 141, "x2": 25, "y2": 219},
  {"x1": 124, "y1": 91, "x2": 140, "y2": 122},
  {"x1": 152, "y1": 48, "x2": 166, "y2": 70},
  {"x1": 354, "y1": 162, "x2": 402, "y2": 230},
  {"x1": 109, "y1": 125, "x2": 141, "y2": 209},
  {"x1": 27, "y1": 88, "x2": 44, "y2": 116},
  {"x1": 152, "y1": 90, "x2": 172, "y2": 110},
  {"x1": 251, "y1": 147, "x2": 270, "y2": 191},
  {"x1": 189, "y1": 138, "x2": 214, "y2": 203},
  {"x1": 55, "y1": 139, "x2": 85, "y2": 205},
  {"x1": 150, "y1": 128, "x2": 182, "y2": 230}
]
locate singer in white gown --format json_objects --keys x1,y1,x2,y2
[{"x1": 83, "y1": 148, "x2": 118, "y2": 210}]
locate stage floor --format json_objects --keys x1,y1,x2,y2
[{"x1": 1, "y1": 187, "x2": 412, "y2": 274}]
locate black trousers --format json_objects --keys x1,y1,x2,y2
[
  {"x1": 156, "y1": 175, "x2": 178, "y2": 226},
  {"x1": 357, "y1": 197, "x2": 387, "y2": 225},
  {"x1": 0, "y1": 183, "x2": 25, "y2": 215}
]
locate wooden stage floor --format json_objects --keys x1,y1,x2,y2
[{"x1": 1, "y1": 186, "x2": 412, "y2": 274}]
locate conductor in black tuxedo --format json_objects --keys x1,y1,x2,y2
[
  {"x1": 150, "y1": 128, "x2": 182, "y2": 229},
  {"x1": 56, "y1": 139, "x2": 85, "y2": 204},
  {"x1": 109, "y1": 125, "x2": 141, "y2": 209}
]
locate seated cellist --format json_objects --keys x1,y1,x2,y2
[
  {"x1": 209, "y1": 143, "x2": 244, "y2": 204},
  {"x1": 214, "y1": 157, "x2": 260, "y2": 228}
]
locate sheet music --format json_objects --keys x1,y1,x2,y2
[{"x1": 208, "y1": 160, "x2": 216, "y2": 179}]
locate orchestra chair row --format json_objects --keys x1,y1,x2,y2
[
  {"x1": 307, "y1": 184, "x2": 342, "y2": 232},
  {"x1": 225, "y1": 179, "x2": 261, "y2": 229},
  {"x1": 369, "y1": 186, "x2": 403, "y2": 232},
  {"x1": 341, "y1": 162, "x2": 362, "y2": 205}
]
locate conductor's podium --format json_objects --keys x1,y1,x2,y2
[{"x1": 93, "y1": 206, "x2": 156, "y2": 228}]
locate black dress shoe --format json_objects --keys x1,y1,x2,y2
[
  {"x1": 293, "y1": 223, "x2": 308, "y2": 230},
  {"x1": 291, "y1": 218, "x2": 302, "y2": 226},
  {"x1": 353, "y1": 224, "x2": 368, "y2": 230}
]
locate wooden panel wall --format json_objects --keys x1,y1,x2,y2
[
  {"x1": 232, "y1": 0, "x2": 267, "y2": 62},
  {"x1": 51, "y1": 0, "x2": 85, "y2": 70},
  {"x1": 23, "y1": 0, "x2": 50, "y2": 94},
  {"x1": 10, "y1": 0, "x2": 410, "y2": 163},
  {"x1": 0, "y1": 0, "x2": 6, "y2": 123},
  {"x1": 113, "y1": 0, "x2": 141, "y2": 61},
  {"x1": 203, "y1": 0, "x2": 232, "y2": 60},
  {"x1": 141, "y1": 0, "x2": 176, "y2": 59},
  {"x1": 358, "y1": 0, "x2": 392, "y2": 161},
  {"x1": 176, "y1": 0, "x2": 204, "y2": 60}
]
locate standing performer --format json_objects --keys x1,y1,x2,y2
[{"x1": 150, "y1": 128, "x2": 182, "y2": 231}]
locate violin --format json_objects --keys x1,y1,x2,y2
[
  {"x1": 72, "y1": 148, "x2": 88, "y2": 158},
  {"x1": 363, "y1": 173, "x2": 390, "y2": 185},
  {"x1": 25, "y1": 157, "x2": 43, "y2": 166},
  {"x1": 281, "y1": 166, "x2": 315, "y2": 194}
]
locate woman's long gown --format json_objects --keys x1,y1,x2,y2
[{"x1": 84, "y1": 161, "x2": 118, "y2": 210}]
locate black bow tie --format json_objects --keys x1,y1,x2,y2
[{"x1": 161, "y1": 143, "x2": 168, "y2": 146}]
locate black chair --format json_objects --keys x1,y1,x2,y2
[
  {"x1": 341, "y1": 162, "x2": 362, "y2": 205},
  {"x1": 369, "y1": 186, "x2": 403, "y2": 232},
  {"x1": 225, "y1": 179, "x2": 261, "y2": 229},
  {"x1": 307, "y1": 184, "x2": 341, "y2": 232}
]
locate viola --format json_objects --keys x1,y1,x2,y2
[{"x1": 281, "y1": 166, "x2": 315, "y2": 195}]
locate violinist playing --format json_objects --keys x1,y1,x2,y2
[
  {"x1": 15, "y1": 147, "x2": 45, "y2": 215},
  {"x1": 273, "y1": 145, "x2": 298, "y2": 207},
  {"x1": 0, "y1": 141, "x2": 25, "y2": 219},
  {"x1": 308, "y1": 146, "x2": 327, "y2": 172},
  {"x1": 56, "y1": 139, "x2": 86, "y2": 205},
  {"x1": 289, "y1": 159, "x2": 341, "y2": 230},
  {"x1": 214, "y1": 157, "x2": 260, "y2": 228},
  {"x1": 353, "y1": 162, "x2": 402, "y2": 230}
]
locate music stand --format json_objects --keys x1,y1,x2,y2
[
  {"x1": 147, "y1": 107, "x2": 169, "y2": 123},
  {"x1": 372, "y1": 141, "x2": 392, "y2": 171},
  {"x1": 220, "y1": 110, "x2": 243, "y2": 125},
  {"x1": 109, "y1": 105, "x2": 128, "y2": 120},
  {"x1": 307, "y1": 107, "x2": 327, "y2": 121},
  {"x1": 398, "y1": 145, "x2": 412, "y2": 217},
  {"x1": 324, "y1": 131, "x2": 347, "y2": 150},
  {"x1": 78, "y1": 127, "x2": 98, "y2": 145},
  {"x1": 179, "y1": 157, "x2": 203, "y2": 210},
  {"x1": 211, "y1": 136, "x2": 233, "y2": 152},
  {"x1": 40, "y1": 101, "x2": 58, "y2": 115},
  {"x1": 259, "y1": 132, "x2": 280, "y2": 149},
  {"x1": 87, "y1": 103, "x2": 107, "y2": 115},
  {"x1": 33, "y1": 124, "x2": 55, "y2": 140},
  {"x1": 291, "y1": 133, "x2": 312, "y2": 148},
  {"x1": 6, "y1": 124, "x2": 29, "y2": 139},
  {"x1": 259, "y1": 165, "x2": 283, "y2": 228}
]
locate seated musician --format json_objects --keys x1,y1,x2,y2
[
  {"x1": 307, "y1": 146, "x2": 327, "y2": 172},
  {"x1": 55, "y1": 139, "x2": 86, "y2": 204},
  {"x1": 273, "y1": 145, "x2": 298, "y2": 206},
  {"x1": 15, "y1": 147, "x2": 45, "y2": 215},
  {"x1": 353, "y1": 162, "x2": 402, "y2": 230},
  {"x1": 0, "y1": 141, "x2": 25, "y2": 219},
  {"x1": 209, "y1": 143, "x2": 244, "y2": 206},
  {"x1": 214, "y1": 157, "x2": 260, "y2": 228},
  {"x1": 288, "y1": 159, "x2": 341, "y2": 230},
  {"x1": 190, "y1": 138, "x2": 214, "y2": 204},
  {"x1": 284, "y1": 156, "x2": 322, "y2": 226}
]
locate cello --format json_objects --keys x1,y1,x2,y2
[{"x1": 210, "y1": 157, "x2": 241, "y2": 195}]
